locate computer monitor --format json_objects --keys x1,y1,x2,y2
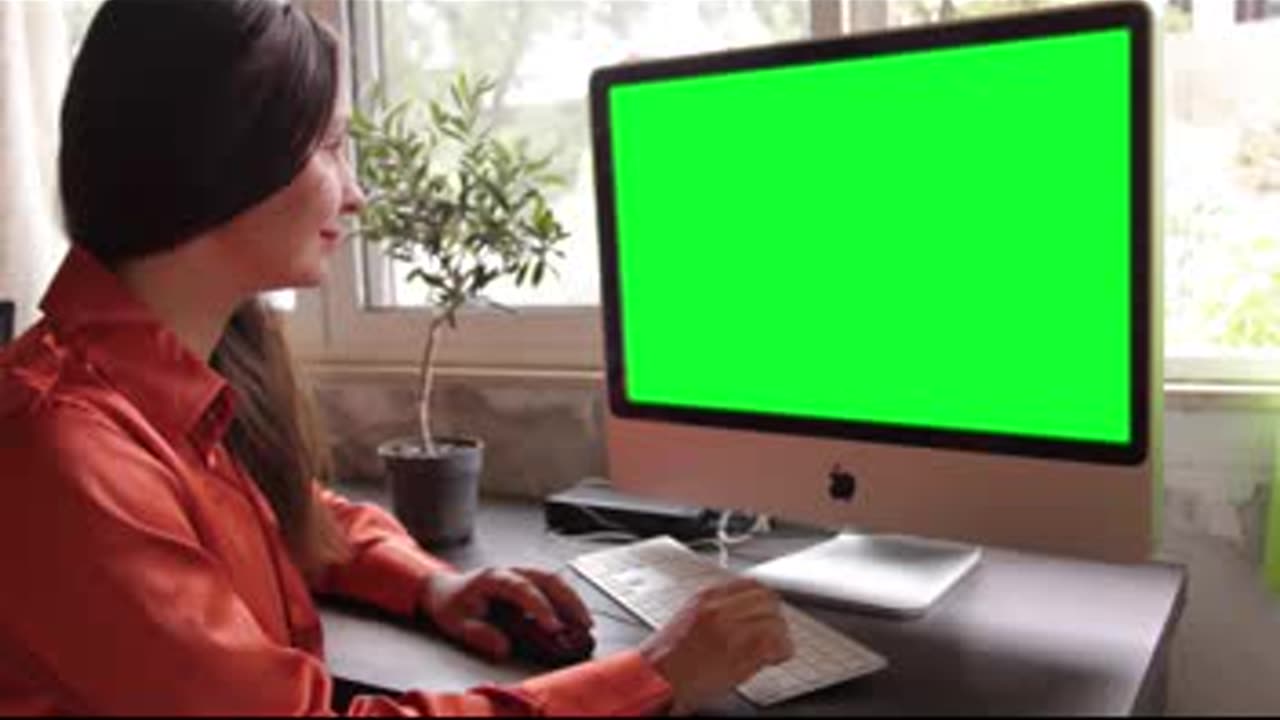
[{"x1": 590, "y1": 1, "x2": 1157, "y2": 615}]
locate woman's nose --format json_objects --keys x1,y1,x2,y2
[{"x1": 341, "y1": 174, "x2": 366, "y2": 216}]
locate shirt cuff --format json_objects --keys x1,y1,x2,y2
[
  {"x1": 324, "y1": 539, "x2": 455, "y2": 617},
  {"x1": 516, "y1": 650, "x2": 674, "y2": 716}
]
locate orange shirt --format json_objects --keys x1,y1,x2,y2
[{"x1": 0, "y1": 246, "x2": 672, "y2": 716}]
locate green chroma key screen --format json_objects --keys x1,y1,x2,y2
[{"x1": 608, "y1": 28, "x2": 1132, "y2": 445}]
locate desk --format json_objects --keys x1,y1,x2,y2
[{"x1": 321, "y1": 496, "x2": 1186, "y2": 716}]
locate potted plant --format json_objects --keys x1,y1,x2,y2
[{"x1": 349, "y1": 73, "x2": 569, "y2": 547}]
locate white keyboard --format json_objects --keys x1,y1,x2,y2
[{"x1": 570, "y1": 536, "x2": 888, "y2": 707}]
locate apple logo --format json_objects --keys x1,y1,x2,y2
[{"x1": 828, "y1": 463, "x2": 857, "y2": 502}]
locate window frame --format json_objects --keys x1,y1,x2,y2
[
  {"x1": 288, "y1": 0, "x2": 844, "y2": 370},
  {"x1": 286, "y1": 0, "x2": 1280, "y2": 385}
]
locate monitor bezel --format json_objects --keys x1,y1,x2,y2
[{"x1": 591, "y1": 1, "x2": 1152, "y2": 466}]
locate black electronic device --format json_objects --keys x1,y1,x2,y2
[{"x1": 544, "y1": 481, "x2": 718, "y2": 541}]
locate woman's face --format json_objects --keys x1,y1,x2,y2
[{"x1": 213, "y1": 98, "x2": 365, "y2": 293}]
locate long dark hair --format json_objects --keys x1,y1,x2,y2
[{"x1": 59, "y1": 0, "x2": 349, "y2": 574}]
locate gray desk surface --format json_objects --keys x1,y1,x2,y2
[{"x1": 320, "y1": 495, "x2": 1186, "y2": 716}]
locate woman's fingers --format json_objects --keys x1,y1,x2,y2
[
  {"x1": 472, "y1": 569, "x2": 562, "y2": 632},
  {"x1": 728, "y1": 615, "x2": 794, "y2": 682},
  {"x1": 514, "y1": 567, "x2": 594, "y2": 628},
  {"x1": 708, "y1": 582, "x2": 782, "y2": 618},
  {"x1": 456, "y1": 618, "x2": 510, "y2": 660},
  {"x1": 639, "y1": 575, "x2": 794, "y2": 713}
]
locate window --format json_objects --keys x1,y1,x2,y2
[
  {"x1": 1159, "y1": 2, "x2": 1280, "y2": 381},
  {"x1": 64, "y1": 0, "x2": 102, "y2": 53},
  {"x1": 298, "y1": 0, "x2": 827, "y2": 368},
  {"x1": 340, "y1": 0, "x2": 1280, "y2": 379},
  {"x1": 865, "y1": 1, "x2": 1280, "y2": 383},
  {"x1": 362, "y1": 1, "x2": 811, "y2": 310}
]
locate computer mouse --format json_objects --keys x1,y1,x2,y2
[{"x1": 485, "y1": 598, "x2": 596, "y2": 668}]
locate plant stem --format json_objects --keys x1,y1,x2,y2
[{"x1": 417, "y1": 316, "x2": 446, "y2": 457}]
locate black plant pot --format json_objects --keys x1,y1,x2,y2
[{"x1": 378, "y1": 436, "x2": 483, "y2": 549}]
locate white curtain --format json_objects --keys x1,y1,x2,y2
[{"x1": 0, "y1": 0, "x2": 71, "y2": 335}]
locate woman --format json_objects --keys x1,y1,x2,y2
[{"x1": 0, "y1": 0, "x2": 791, "y2": 715}]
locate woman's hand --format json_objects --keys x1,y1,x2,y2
[
  {"x1": 417, "y1": 566, "x2": 594, "y2": 660},
  {"x1": 638, "y1": 578, "x2": 793, "y2": 715}
]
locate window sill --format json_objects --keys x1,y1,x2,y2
[
  {"x1": 301, "y1": 359, "x2": 604, "y2": 387},
  {"x1": 1164, "y1": 382, "x2": 1280, "y2": 412},
  {"x1": 301, "y1": 361, "x2": 1280, "y2": 412}
]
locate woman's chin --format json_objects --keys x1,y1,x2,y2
[
  {"x1": 291, "y1": 260, "x2": 332, "y2": 287},
  {"x1": 259, "y1": 268, "x2": 327, "y2": 294}
]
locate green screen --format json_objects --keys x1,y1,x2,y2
[{"x1": 610, "y1": 28, "x2": 1132, "y2": 445}]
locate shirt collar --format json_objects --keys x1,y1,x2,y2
[{"x1": 40, "y1": 245, "x2": 235, "y2": 454}]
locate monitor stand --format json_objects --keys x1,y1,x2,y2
[{"x1": 744, "y1": 531, "x2": 981, "y2": 618}]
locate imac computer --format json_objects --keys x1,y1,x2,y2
[{"x1": 589, "y1": 1, "x2": 1157, "y2": 617}]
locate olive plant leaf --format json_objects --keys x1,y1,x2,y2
[{"x1": 347, "y1": 71, "x2": 570, "y2": 457}]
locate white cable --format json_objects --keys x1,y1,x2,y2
[
  {"x1": 714, "y1": 510, "x2": 773, "y2": 566},
  {"x1": 716, "y1": 509, "x2": 772, "y2": 544},
  {"x1": 550, "y1": 485, "x2": 779, "y2": 568}
]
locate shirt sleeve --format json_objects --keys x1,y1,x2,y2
[
  {"x1": 348, "y1": 652, "x2": 673, "y2": 717},
  {"x1": 0, "y1": 404, "x2": 598, "y2": 716},
  {"x1": 508, "y1": 650, "x2": 674, "y2": 716},
  {"x1": 311, "y1": 488, "x2": 676, "y2": 716},
  {"x1": 310, "y1": 487, "x2": 455, "y2": 617}
]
